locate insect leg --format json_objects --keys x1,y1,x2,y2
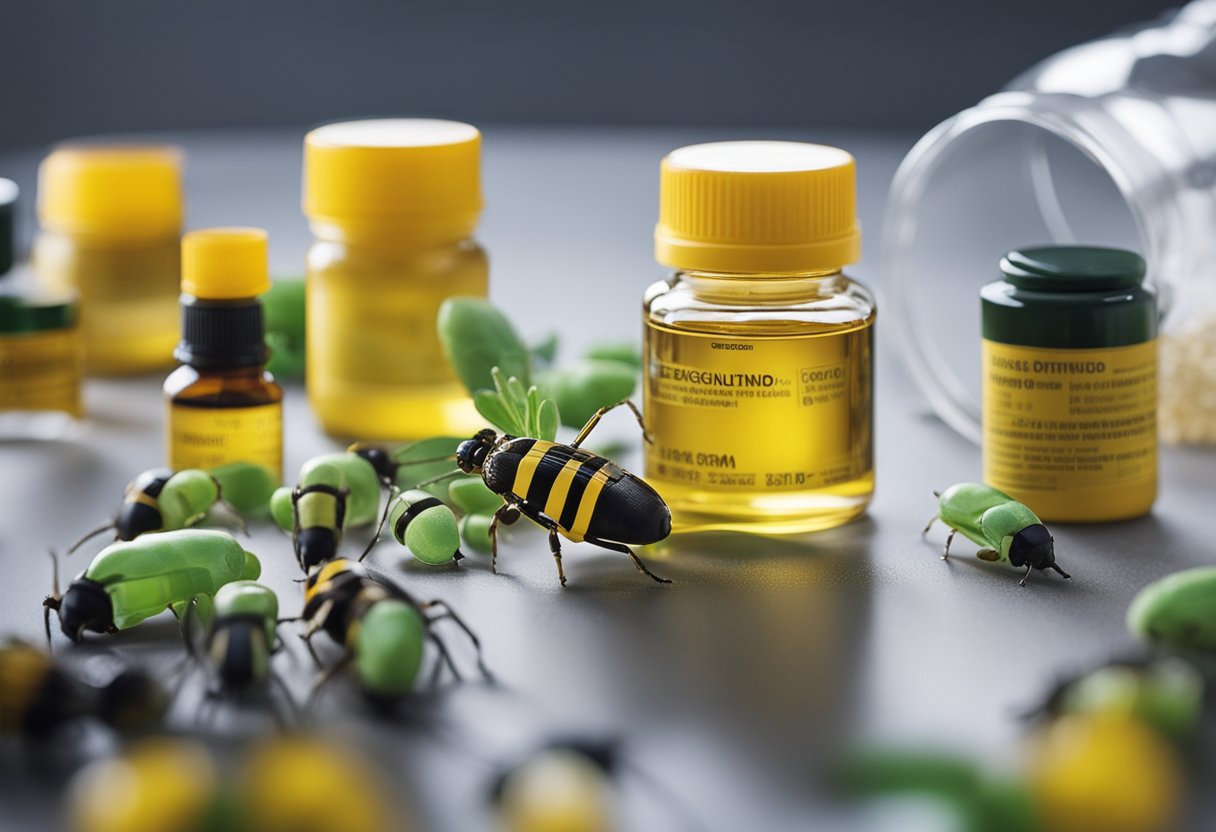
[
  {"x1": 66, "y1": 522, "x2": 116, "y2": 556},
  {"x1": 548, "y1": 530, "x2": 571, "y2": 587},
  {"x1": 359, "y1": 485, "x2": 400, "y2": 562},
  {"x1": 427, "y1": 630, "x2": 463, "y2": 688},
  {"x1": 306, "y1": 651, "x2": 353, "y2": 714},
  {"x1": 488, "y1": 502, "x2": 521, "y2": 575},
  {"x1": 210, "y1": 476, "x2": 250, "y2": 537},
  {"x1": 584, "y1": 536, "x2": 673, "y2": 585},
  {"x1": 290, "y1": 487, "x2": 305, "y2": 571},
  {"x1": 1019, "y1": 563, "x2": 1033, "y2": 587},
  {"x1": 570, "y1": 398, "x2": 652, "y2": 448},
  {"x1": 1050, "y1": 563, "x2": 1072, "y2": 580},
  {"x1": 942, "y1": 528, "x2": 957, "y2": 560},
  {"x1": 422, "y1": 600, "x2": 493, "y2": 681},
  {"x1": 921, "y1": 514, "x2": 938, "y2": 536}
]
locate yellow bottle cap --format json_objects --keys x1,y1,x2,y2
[
  {"x1": 303, "y1": 118, "x2": 482, "y2": 242},
  {"x1": 655, "y1": 141, "x2": 861, "y2": 274},
  {"x1": 181, "y1": 227, "x2": 270, "y2": 299},
  {"x1": 38, "y1": 145, "x2": 183, "y2": 240}
]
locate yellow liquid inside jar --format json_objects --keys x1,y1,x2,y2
[
  {"x1": 307, "y1": 237, "x2": 487, "y2": 440},
  {"x1": 34, "y1": 232, "x2": 179, "y2": 375},
  {"x1": 644, "y1": 271, "x2": 875, "y2": 534}
]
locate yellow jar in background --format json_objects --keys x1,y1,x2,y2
[
  {"x1": 303, "y1": 118, "x2": 488, "y2": 440},
  {"x1": 34, "y1": 145, "x2": 183, "y2": 376}
]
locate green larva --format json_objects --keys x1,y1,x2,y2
[
  {"x1": 44, "y1": 529, "x2": 261, "y2": 642},
  {"x1": 1127, "y1": 566, "x2": 1216, "y2": 652},
  {"x1": 923, "y1": 483, "x2": 1070, "y2": 586}
]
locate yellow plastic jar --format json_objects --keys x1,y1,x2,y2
[
  {"x1": 34, "y1": 145, "x2": 183, "y2": 375},
  {"x1": 303, "y1": 119, "x2": 488, "y2": 439}
]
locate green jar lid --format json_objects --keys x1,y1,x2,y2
[
  {"x1": 982, "y1": 245, "x2": 1155, "y2": 349},
  {"x1": 1000, "y1": 246, "x2": 1146, "y2": 291}
]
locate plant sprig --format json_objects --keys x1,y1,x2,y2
[{"x1": 474, "y1": 368, "x2": 559, "y2": 441}]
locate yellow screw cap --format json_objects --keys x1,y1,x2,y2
[
  {"x1": 38, "y1": 145, "x2": 183, "y2": 240},
  {"x1": 304, "y1": 118, "x2": 483, "y2": 243},
  {"x1": 655, "y1": 141, "x2": 861, "y2": 274},
  {"x1": 181, "y1": 227, "x2": 270, "y2": 299}
]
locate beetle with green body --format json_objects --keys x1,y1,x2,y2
[
  {"x1": 44, "y1": 529, "x2": 262, "y2": 643},
  {"x1": 1127, "y1": 566, "x2": 1216, "y2": 652},
  {"x1": 923, "y1": 483, "x2": 1070, "y2": 586},
  {"x1": 67, "y1": 467, "x2": 252, "y2": 555}
]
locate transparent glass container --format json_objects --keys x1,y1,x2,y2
[
  {"x1": 307, "y1": 228, "x2": 488, "y2": 440},
  {"x1": 643, "y1": 268, "x2": 875, "y2": 534},
  {"x1": 884, "y1": 0, "x2": 1216, "y2": 444}
]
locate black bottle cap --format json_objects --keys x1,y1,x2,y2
[{"x1": 175, "y1": 296, "x2": 268, "y2": 368}]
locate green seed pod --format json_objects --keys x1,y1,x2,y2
[
  {"x1": 265, "y1": 331, "x2": 306, "y2": 381},
  {"x1": 269, "y1": 486, "x2": 294, "y2": 532},
  {"x1": 459, "y1": 514, "x2": 494, "y2": 556},
  {"x1": 208, "y1": 461, "x2": 279, "y2": 517},
  {"x1": 448, "y1": 477, "x2": 501, "y2": 516},
  {"x1": 355, "y1": 599, "x2": 425, "y2": 700},
  {"x1": 263, "y1": 279, "x2": 306, "y2": 380},
  {"x1": 301, "y1": 453, "x2": 380, "y2": 528},
  {"x1": 1127, "y1": 566, "x2": 1216, "y2": 651},
  {"x1": 389, "y1": 490, "x2": 461, "y2": 565},
  {"x1": 540, "y1": 358, "x2": 638, "y2": 428},
  {"x1": 437, "y1": 297, "x2": 531, "y2": 394},
  {"x1": 583, "y1": 341, "x2": 642, "y2": 369}
]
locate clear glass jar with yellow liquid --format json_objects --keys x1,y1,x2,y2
[
  {"x1": 34, "y1": 145, "x2": 182, "y2": 375},
  {"x1": 303, "y1": 119, "x2": 488, "y2": 440},
  {"x1": 643, "y1": 142, "x2": 875, "y2": 534}
]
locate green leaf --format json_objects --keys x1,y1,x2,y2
[
  {"x1": 392, "y1": 436, "x2": 468, "y2": 499},
  {"x1": 526, "y1": 385, "x2": 541, "y2": 436},
  {"x1": 531, "y1": 332, "x2": 560, "y2": 368},
  {"x1": 490, "y1": 368, "x2": 526, "y2": 431},
  {"x1": 536, "y1": 398, "x2": 560, "y2": 441},
  {"x1": 437, "y1": 298, "x2": 531, "y2": 394},
  {"x1": 475, "y1": 389, "x2": 523, "y2": 436}
]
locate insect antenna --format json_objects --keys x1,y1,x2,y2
[
  {"x1": 1050, "y1": 563, "x2": 1072, "y2": 580},
  {"x1": 66, "y1": 521, "x2": 116, "y2": 556},
  {"x1": 412, "y1": 469, "x2": 466, "y2": 489},
  {"x1": 209, "y1": 476, "x2": 250, "y2": 537},
  {"x1": 395, "y1": 454, "x2": 459, "y2": 466},
  {"x1": 359, "y1": 486, "x2": 401, "y2": 562}
]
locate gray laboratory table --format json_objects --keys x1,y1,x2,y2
[{"x1": 1, "y1": 127, "x2": 1212, "y2": 831}]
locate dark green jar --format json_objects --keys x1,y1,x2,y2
[{"x1": 981, "y1": 246, "x2": 1157, "y2": 522}]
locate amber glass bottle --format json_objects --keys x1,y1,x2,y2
[{"x1": 164, "y1": 228, "x2": 282, "y2": 478}]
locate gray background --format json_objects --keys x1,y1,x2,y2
[{"x1": 0, "y1": 0, "x2": 1182, "y2": 150}]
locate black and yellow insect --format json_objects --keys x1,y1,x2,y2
[
  {"x1": 0, "y1": 640, "x2": 167, "y2": 738},
  {"x1": 299, "y1": 559, "x2": 489, "y2": 703},
  {"x1": 454, "y1": 400, "x2": 672, "y2": 587}
]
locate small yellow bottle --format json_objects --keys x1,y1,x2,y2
[
  {"x1": 0, "y1": 179, "x2": 83, "y2": 438},
  {"x1": 643, "y1": 141, "x2": 875, "y2": 534},
  {"x1": 302, "y1": 118, "x2": 488, "y2": 439},
  {"x1": 35, "y1": 145, "x2": 183, "y2": 375},
  {"x1": 164, "y1": 228, "x2": 283, "y2": 478}
]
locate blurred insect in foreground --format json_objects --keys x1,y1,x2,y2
[
  {"x1": 183, "y1": 580, "x2": 297, "y2": 727},
  {"x1": 0, "y1": 639, "x2": 167, "y2": 739},
  {"x1": 923, "y1": 483, "x2": 1070, "y2": 586}
]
